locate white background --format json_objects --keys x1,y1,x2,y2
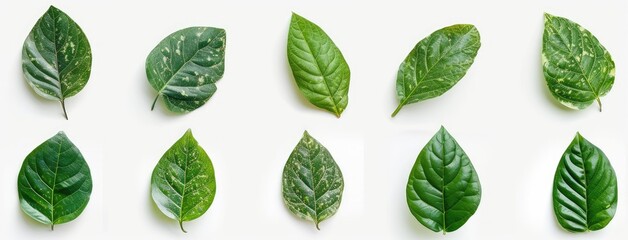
[{"x1": 0, "y1": 0, "x2": 626, "y2": 239}]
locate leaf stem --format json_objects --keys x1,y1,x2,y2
[
  {"x1": 391, "y1": 104, "x2": 404, "y2": 117},
  {"x1": 60, "y1": 100, "x2": 68, "y2": 120},
  {"x1": 596, "y1": 97, "x2": 602, "y2": 112},
  {"x1": 179, "y1": 220, "x2": 187, "y2": 233},
  {"x1": 51, "y1": 224, "x2": 54, "y2": 231},
  {"x1": 151, "y1": 94, "x2": 160, "y2": 111},
  {"x1": 315, "y1": 222, "x2": 320, "y2": 230}
]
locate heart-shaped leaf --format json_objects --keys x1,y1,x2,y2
[
  {"x1": 287, "y1": 13, "x2": 351, "y2": 117},
  {"x1": 151, "y1": 129, "x2": 216, "y2": 232},
  {"x1": 17, "y1": 132, "x2": 92, "y2": 230},
  {"x1": 22, "y1": 6, "x2": 92, "y2": 120},
  {"x1": 282, "y1": 131, "x2": 344, "y2": 229},
  {"x1": 406, "y1": 126, "x2": 481, "y2": 233},
  {"x1": 542, "y1": 13, "x2": 615, "y2": 111},
  {"x1": 553, "y1": 133, "x2": 617, "y2": 232},
  {"x1": 146, "y1": 27, "x2": 226, "y2": 113},
  {"x1": 392, "y1": 24, "x2": 481, "y2": 117}
]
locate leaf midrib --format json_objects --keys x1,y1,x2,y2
[
  {"x1": 399, "y1": 28, "x2": 475, "y2": 108},
  {"x1": 49, "y1": 138, "x2": 64, "y2": 224},
  {"x1": 576, "y1": 137, "x2": 590, "y2": 230}
]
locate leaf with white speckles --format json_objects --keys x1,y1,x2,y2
[
  {"x1": 17, "y1": 132, "x2": 92, "y2": 230},
  {"x1": 392, "y1": 24, "x2": 481, "y2": 117},
  {"x1": 543, "y1": 13, "x2": 615, "y2": 111},
  {"x1": 146, "y1": 27, "x2": 226, "y2": 113},
  {"x1": 151, "y1": 129, "x2": 216, "y2": 233},
  {"x1": 288, "y1": 13, "x2": 351, "y2": 117},
  {"x1": 281, "y1": 131, "x2": 344, "y2": 229},
  {"x1": 22, "y1": 6, "x2": 92, "y2": 120},
  {"x1": 553, "y1": 133, "x2": 617, "y2": 232},
  {"x1": 406, "y1": 126, "x2": 481, "y2": 233}
]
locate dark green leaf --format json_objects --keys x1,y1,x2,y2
[
  {"x1": 287, "y1": 13, "x2": 350, "y2": 117},
  {"x1": 282, "y1": 131, "x2": 344, "y2": 229},
  {"x1": 146, "y1": 27, "x2": 226, "y2": 113},
  {"x1": 151, "y1": 129, "x2": 216, "y2": 233},
  {"x1": 17, "y1": 132, "x2": 92, "y2": 230},
  {"x1": 22, "y1": 6, "x2": 92, "y2": 120},
  {"x1": 392, "y1": 24, "x2": 480, "y2": 117},
  {"x1": 406, "y1": 126, "x2": 481, "y2": 233},
  {"x1": 553, "y1": 133, "x2": 617, "y2": 232},
  {"x1": 543, "y1": 14, "x2": 615, "y2": 111}
]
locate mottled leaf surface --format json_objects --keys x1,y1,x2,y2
[
  {"x1": 392, "y1": 24, "x2": 480, "y2": 117},
  {"x1": 288, "y1": 13, "x2": 350, "y2": 117},
  {"x1": 282, "y1": 131, "x2": 344, "y2": 229},
  {"x1": 22, "y1": 6, "x2": 92, "y2": 119},
  {"x1": 542, "y1": 13, "x2": 615, "y2": 111},
  {"x1": 406, "y1": 126, "x2": 481, "y2": 233},
  {"x1": 553, "y1": 133, "x2": 617, "y2": 232},
  {"x1": 17, "y1": 132, "x2": 92, "y2": 230},
  {"x1": 147, "y1": 27, "x2": 226, "y2": 113},
  {"x1": 151, "y1": 129, "x2": 216, "y2": 232}
]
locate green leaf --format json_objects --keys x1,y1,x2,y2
[
  {"x1": 146, "y1": 27, "x2": 226, "y2": 113},
  {"x1": 151, "y1": 129, "x2": 216, "y2": 233},
  {"x1": 22, "y1": 6, "x2": 92, "y2": 120},
  {"x1": 392, "y1": 24, "x2": 481, "y2": 117},
  {"x1": 17, "y1": 132, "x2": 92, "y2": 230},
  {"x1": 406, "y1": 126, "x2": 481, "y2": 233},
  {"x1": 542, "y1": 13, "x2": 615, "y2": 111},
  {"x1": 281, "y1": 131, "x2": 344, "y2": 229},
  {"x1": 552, "y1": 133, "x2": 617, "y2": 232},
  {"x1": 287, "y1": 13, "x2": 350, "y2": 117}
]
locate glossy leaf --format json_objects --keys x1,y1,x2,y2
[
  {"x1": 406, "y1": 126, "x2": 481, "y2": 233},
  {"x1": 542, "y1": 13, "x2": 615, "y2": 111},
  {"x1": 17, "y1": 132, "x2": 92, "y2": 230},
  {"x1": 553, "y1": 133, "x2": 617, "y2": 232},
  {"x1": 392, "y1": 24, "x2": 481, "y2": 117},
  {"x1": 287, "y1": 13, "x2": 350, "y2": 117},
  {"x1": 282, "y1": 131, "x2": 344, "y2": 229},
  {"x1": 151, "y1": 129, "x2": 216, "y2": 233},
  {"x1": 146, "y1": 27, "x2": 226, "y2": 113},
  {"x1": 22, "y1": 6, "x2": 92, "y2": 120}
]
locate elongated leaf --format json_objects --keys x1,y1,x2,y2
[
  {"x1": 22, "y1": 6, "x2": 92, "y2": 120},
  {"x1": 146, "y1": 27, "x2": 226, "y2": 113},
  {"x1": 282, "y1": 131, "x2": 344, "y2": 229},
  {"x1": 287, "y1": 13, "x2": 350, "y2": 117},
  {"x1": 406, "y1": 126, "x2": 481, "y2": 233},
  {"x1": 151, "y1": 129, "x2": 216, "y2": 232},
  {"x1": 542, "y1": 14, "x2": 615, "y2": 111},
  {"x1": 17, "y1": 132, "x2": 92, "y2": 230},
  {"x1": 553, "y1": 133, "x2": 617, "y2": 232},
  {"x1": 392, "y1": 24, "x2": 480, "y2": 117}
]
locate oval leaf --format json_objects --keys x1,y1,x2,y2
[
  {"x1": 392, "y1": 24, "x2": 481, "y2": 117},
  {"x1": 22, "y1": 6, "x2": 92, "y2": 120},
  {"x1": 146, "y1": 27, "x2": 226, "y2": 113},
  {"x1": 542, "y1": 13, "x2": 615, "y2": 111},
  {"x1": 406, "y1": 126, "x2": 481, "y2": 233},
  {"x1": 17, "y1": 132, "x2": 92, "y2": 230},
  {"x1": 287, "y1": 13, "x2": 351, "y2": 117},
  {"x1": 281, "y1": 131, "x2": 344, "y2": 229},
  {"x1": 151, "y1": 129, "x2": 216, "y2": 233},
  {"x1": 552, "y1": 133, "x2": 617, "y2": 232}
]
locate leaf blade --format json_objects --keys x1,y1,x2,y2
[
  {"x1": 406, "y1": 126, "x2": 481, "y2": 233},
  {"x1": 281, "y1": 131, "x2": 344, "y2": 229},
  {"x1": 287, "y1": 13, "x2": 351, "y2": 117},
  {"x1": 552, "y1": 133, "x2": 617, "y2": 232},
  {"x1": 17, "y1": 132, "x2": 92, "y2": 229},
  {"x1": 393, "y1": 24, "x2": 481, "y2": 117},
  {"x1": 22, "y1": 6, "x2": 92, "y2": 119},
  {"x1": 542, "y1": 13, "x2": 615, "y2": 111},
  {"x1": 151, "y1": 129, "x2": 216, "y2": 232},
  {"x1": 146, "y1": 27, "x2": 226, "y2": 113}
]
